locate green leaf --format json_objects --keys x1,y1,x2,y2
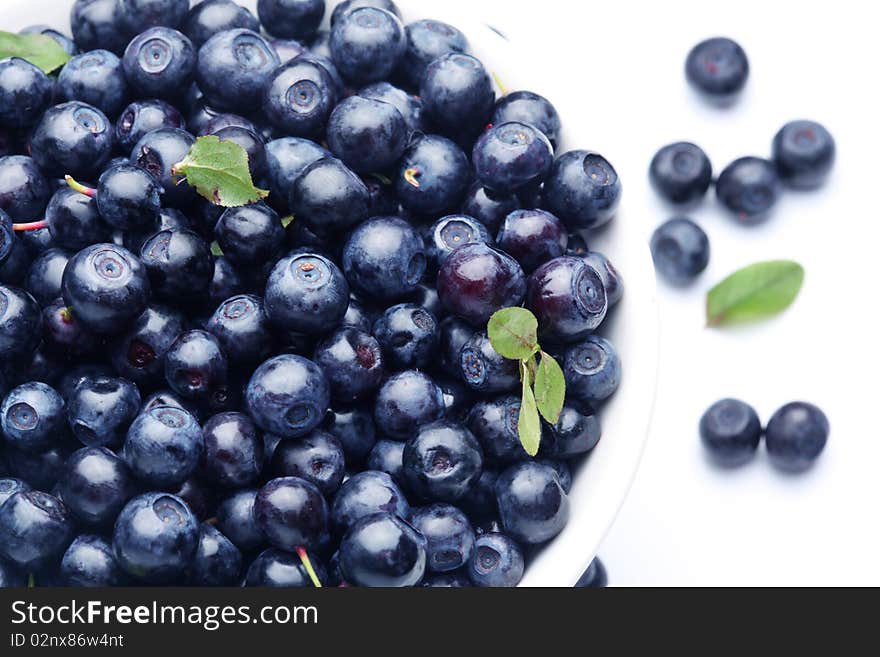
[
  {"x1": 518, "y1": 360, "x2": 541, "y2": 457},
  {"x1": 210, "y1": 241, "x2": 224, "y2": 257},
  {"x1": 171, "y1": 135, "x2": 269, "y2": 208},
  {"x1": 487, "y1": 308, "x2": 539, "y2": 360},
  {"x1": 0, "y1": 31, "x2": 71, "y2": 73},
  {"x1": 707, "y1": 260, "x2": 805, "y2": 327},
  {"x1": 534, "y1": 351, "x2": 565, "y2": 424},
  {"x1": 281, "y1": 215, "x2": 295, "y2": 229}
]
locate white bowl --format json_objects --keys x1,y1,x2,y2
[{"x1": 2, "y1": 0, "x2": 660, "y2": 587}]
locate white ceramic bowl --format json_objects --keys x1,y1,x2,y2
[{"x1": 2, "y1": 0, "x2": 659, "y2": 587}]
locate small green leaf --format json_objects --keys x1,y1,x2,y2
[
  {"x1": 0, "y1": 31, "x2": 71, "y2": 73},
  {"x1": 172, "y1": 135, "x2": 269, "y2": 208},
  {"x1": 518, "y1": 360, "x2": 541, "y2": 457},
  {"x1": 534, "y1": 351, "x2": 565, "y2": 424},
  {"x1": 281, "y1": 215, "x2": 295, "y2": 229},
  {"x1": 210, "y1": 241, "x2": 224, "y2": 257},
  {"x1": 487, "y1": 308, "x2": 539, "y2": 360},
  {"x1": 707, "y1": 260, "x2": 805, "y2": 327}
]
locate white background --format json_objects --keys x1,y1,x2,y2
[{"x1": 456, "y1": 0, "x2": 880, "y2": 585}]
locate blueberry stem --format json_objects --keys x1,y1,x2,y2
[
  {"x1": 491, "y1": 72, "x2": 509, "y2": 96},
  {"x1": 12, "y1": 219, "x2": 49, "y2": 232},
  {"x1": 64, "y1": 175, "x2": 96, "y2": 197},
  {"x1": 296, "y1": 547, "x2": 322, "y2": 588},
  {"x1": 403, "y1": 167, "x2": 421, "y2": 188}
]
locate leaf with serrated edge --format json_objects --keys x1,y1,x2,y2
[
  {"x1": 487, "y1": 307, "x2": 539, "y2": 360},
  {"x1": 534, "y1": 351, "x2": 565, "y2": 424},
  {"x1": 172, "y1": 136, "x2": 269, "y2": 208},
  {"x1": 707, "y1": 260, "x2": 804, "y2": 327},
  {"x1": 0, "y1": 31, "x2": 71, "y2": 73},
  {"x1": 518, "y1": 360, "x2": 541, "y2": 457}
]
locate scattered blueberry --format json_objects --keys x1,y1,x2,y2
[
  {"x1": 563, "y1": 335, "x2": 621, "y2": 403},
  {"x1": 685, "y1": 37, "x2": 749, "y2": 104},
  {"x1": 650, "y1": 142, "x2": 713, "y2": 205},
  {"x1": 716, "y1": 157, "x2": 781, "y2": 223},
  {"x1": 765, "y1": 402, "x2": 829, "y2": 472},
  {"x1": 772, "y1": 120, "x2": 836, "y2": 189},
  {"x1": 699, "y1": 398, "x2": 763, "y2": 467},
  {"x1": 650, "y1": 217, "x2": 710, "y2": 284}
]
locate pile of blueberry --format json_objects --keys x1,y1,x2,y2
[
  {"x1": 648, "y1": 37, "x2": 836, "y2": 285},
  {"x1": 0, "y1": 0, "x2": 623, "y2": 588}
]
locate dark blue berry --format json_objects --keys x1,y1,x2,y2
[
  {"x1": 425, "y1": 214, "x2": 492, "y2": 271},
  {"x1": 96, "y1": 163, "x2": 163, "y2": 230},
  {"x1": 263, "y1": 59, "x2": 337, "y2": 139},
  {"x1": 582, "y1": 251, "x2": 623, "y2": 307},
  {"x1": 46, "y1": 187, "x2": 109, "y2": 251},
  {"x1": 685, "y1": 37, "x2": 749, "y2": 103},
  {"x1": 1, "y1": 382, "x2": 65, "y2": 453},
  {"x1": 191, "y1": 523, "x2": 242, "y2": 586},
  {"x1": 373, "y1": 303, "x2": 438, "y2": 371},
  {"x1": 574, "y1": 557, "x2": 608, "y2": 588},
  {"x1": 255, "y1": 476, "x2": 328, "y2": 551},
  {"x1": 460, "y1": 182, "x2": 521, "y2": 235},
  {"x1": 542, "y1": 150, "x2": 621, "y2": 231},
  {"x1": 493, "y1": 90, "x2": 561, "y2": 148},
  {"x1": 25, "y1": 248, "x2": 71, "y2": 307},
  {"x1": 526, "y1": 256, "x2": 607, "y2": 343},
  {"x1": 473, "y1": 122, "x2": 554, "y2": 193},
  {"x1": 0, "y1": 156, "x2": 51, "y2": 222},
  {"x1": 59, "y1": 446, "x2": 135, "y2": 527},
  {"x1": 322, "y1": 405, "x2": 376, "y2": 466},
  {"x1": 650, "y1": 217, "x2": 710, "y2": 284},
  {"x1": 117, "y1": 0, "x2": 189, "y2": 35},
  {"x1": 214, "y1": 202, "x2": 284, "y2": 268},
  {"x1": 360, "y1": 81, "x2": 426, "y2": 135},
  {"x1": 199, "y1": 411, "x2": 263, "y2": 489},
  {"x1": 130, "y1": 127, "x2": 197, "y2": 208},
  {"x1": 716, "y1": 157, "x2": 781, "y2": 223},
  {"x1": 70, "y1": 0, "x2": 128, "y2": 55},
  {"x1": 206, "y1": 294, "x2": 274, "y2": 367},
  {"x1": 765, "y1": 402, "x2": 829, "y2": 472},
  {"x1": 495, "y1": 208, "x2": 568, "y2": 274},
  {"x1": 60, "y1": 535, "x2": 128, "y2": 586},
  {"x1": 164, "y1": 330, "x2": 228, "y2": 403},
  {"x1": 246, "y1": 355, "x2": 330, "y2": 439},
  {"x1": 0, "y1": 490, "x2": 74, "y2": 568},
  {"x1": 331, "y1": 0, "x2": 399, "y2": 26},
  {"x1": 109, "y1": 305, "x2": 184, "y2": 387},
  {"x1": 264, "y1": 137, "x2": 330, "y2": 205},
  {"x1": 67, "y1": 376, "x2": 141, "y2": 447},
  {"x1": 123, "y1": 404, "x2": 202, "y2": 489},
  {"x1": 122, "y1": 27, "x2": 196, "y2": 99},
  {"x1": 30, "y1": 102, "x2": 114, "y2": 178},
  {"x1": 244, "y1": 548, "x2": 325, "y2": 587},
  {"x1": 650, "y1": 142, "x2": 713, "y2": 205},
  {"x1": 398, "y1": 19, "x2": 468, "y2": 90},
  {"x1": 327, "y1": 95, "x2": 407, "y2": 173},
  {"x1": 58, "y1": 49, "x2": 129, "y2": 116},
  {"x1": 330, "y1": 470, "x2": 409, "y2": 536},
  {"x1": 467, "y1": 532, "x2": 523, "y2": 587},
  {"x1": 459, "y1": 331, "x2": 518, "y2": 394},
  {"x1": 0, "y1": 477, "x2": 31, "y2": 508},
  {"x1": 541, "y1": 400, "x2": 601, "y2": 459},
  {"x1": 216, "y1": 488, "x2": 264, "y2": 552},
  {"x1": 411, "y1": 504, "x2": 474, "y2": 573},
  {"x1": 258, "y1": 0, "x2": 325, "y2": 41},
  {"x1": 182, "y1": 0, "x2": 260, "y2": 47},
  {"x1": 196, "y1": 29, "x2": 280, "y2": 113},
  {"x1": 268, "y1": 430, "x2": 345, "y2": 496},
  {"x1": 421, "y1": 53, "x2": 494, "y2": 142},
  {"x1": 330, "y1": 6, "x2": 406, "y2": 85},
  {"x1": 367, "y1": 439, "x2": 405, "y2": 484},
  {"x1": 339, "y1": 512, "x2": 426, "y2": 587},
  {"x1": 0, "y1": 58, "x2": 53, "y2": 129},
  {"x1": 313, "y1": 327, "x2": 384, "y2": 403},
  {"x1": 395, "y1": 134, "x2": 471, "y2": 216},
  {"x1": 563, "y1": 335, "x2": 621, "y2": 403},
  {"x1": 772, "y1": 120, "x2": 836, "y2": 189},
  {"x1": 291, "y1": 157, "x2": 370, "y2": 237},
  {"x1": 699, "y1": 398, "x2": 762, "y2": 467},
  {"x1": 402, "y1": 420, "x2": 483, "y2": 503},
  {"x1": 375, "y1": 370, "x2": 445, "y2": 440},
  {"x1": 496, "y1": 461, "x2": 569, "y2": 545}
]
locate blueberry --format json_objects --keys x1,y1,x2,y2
[
  {"x1": 699, "y1": 398, "x2": 762, "y2": 467},
  {"x1": 70, "y1": 0, "x2": 128, "y2": 55},
  {"x1": 206, "y1": 294, "x2": 274, "y2": 367},
  {"x1": 424, "y1": 214, "x2": 492, "y2": 271},
  {"x1": 373, "y1": 304, "x2": 438, "y2": 371},
  {"x1": 403, "y1": 420, "x2": 483, "y2": 503},
  {"x1": 436, "y1": 317, "x2": 475, "y2": 380},
  {"x1": 0, "y1": 212, "x2": 14, "y2": 266},
  {"x1": 772, "y1": 120, "x2": 836, "y2": 189},
  {"x1": 330, "y1": 470, "x2": 410, "y2": 536},
  {"x1": 0, "y1": 477, "x2": 31, "y2": 508},
  {"x1": 339, "y1": 512, "x2": 426, "y2": 587},
  {"x1": 112, "y1": 492, "x2": 198, "y2": 583},
  {"x1": 327, "y1": 96, "x2": 407, "y2": 174},
  {"x1": 67, "y1": 376, "x2": 141, "y2": 447},
  {"x1": 265, "y1": 252, "x2": 350, "y2": 335},
  {"x1": 0, "y1": 156, "x2": 51, "y2": 223},
  {"x1": 122, "y1": 27, "x2": 196, "y2": 100},
  {"x1": 367, "y1": 439, "x2": 405, "y2": 484},
  {"x1": 207, "y1": 256, "x2": 245, "y2": 309},
  {"x1": 650, "y1": 217, "x2": 710, "y2": 284},
  {"x1": 140, "y1": 389, "x2": 190, "y2": 415},
  {"x1": 183, "y1": 0, "x2": 260, "y2": 47},
  {"x1": 458, "y1": 468, "x2": 498, "y2": 519},
  {"x1": 57, "y1": 363, "x2": 115, "y2": 402},
  {"x1": 164, "y1": 330, "x2": 228, "y2": 403},
  {"x1": 342, "y1": 216, "x2": 426, "y2": 302},
  {"x1": 411, "y1": 504, "x2": 474, "y2": 573},
  {"x1": 540, "y1": 459, "x2": 572, "y2": 493},
  {"x1": 398, "y1": 19, "x2": 468, "y2": 90},
  {"x1": 313, "y1": 328, "x2": 384, "y2": 403},
  {"x1": 765, "y1": 402, "x2": 829, "y2": 472},
  {"x1": 496, "y1": 461, "x2": 569, "y2": 545},
  {"x1": 255, "y1": 477, "x2": 328, "y2": 552},
  {"x1": 0, "y1": 58, "x2": 54, "y2": 129},
  {"x1": 197, "y1": 111, "x2": 259, "y2": 137},
  {"x1": 495, "y1": 208, "x2": 568, "y2": 274},
  {"x1": 263, "y1": 59, "x2": 337, "y2": 139},
  {"x1": 421, "y1": 53, "x2": 495, "y2": 143},
  {"x1": 492, "y1": 90, "x2": 561, "y2": 148},
  {"x1": 258, "y1": 0, "x2": 325, "y2": 41},
  {"x1": 196, "y1": 29, "x2": 280, "y2": 113},
  {"x1": 0, "y1": 557, "x2": 25, "y2": 587},
  {"x1": 340, "y1": 295, "x2": 373, "y2": 332},
  {"x1": 246, "y1": 355, "x2": 330, "y2": 439},
  {"x1": 563, "y1": 335, "x2": 621, "y2": 403},
  {"x1": 330, "y1": 7, "x2": 406, "y2": 85},
  {"x1": 542, "y1": 150, "x2": 621, "y2": 231},
  {"x1": 1, "y1": 382, "x2": 65, "y2": 453},
  {"x1": 45, "y1": 187, "x2": 109, "y2": 251},
  {"x1": 96, "y1": 163, "x2": 163, "y2": 230},
  {"x1": 291, "y1": 158, "x2": 370, "y2": 237},
  {"x1": 574, "y1": 557, "x2": 608, "y2": 588},
  {"x1": 459, "y1": 331, "x2": 519, "y2": 394},
  {"x1": 541, "y1": 400, "x2": 601, "y2": 459},
  {"x1": 526, "y1": 256, "x2": 608, "y2": 343},
  {"x1": 474, "y1": 122, "x2": 554, "y2": 193},
  {"x1": 716, "y1": 157, "x2": 781, "y2": 223},
  {"x1": 117, "y1": 0, "x2": 189, "y2": 35},
  {"x1": 216, "y1": 488, "x2": 265, "y2": 552},
  {"x1": 201, "y1": 412, "x2": 263, "y2": 489},
  {"x1": 359, "y1": 82, "x2": 426, "y2": 136},
  {"x1": 467, "y1": 396, "x2": 532, "y2": 465},
  {"x1": 460, "y1": 182, "x2": 521, "y2": 237},
  {"x1": 331, "y1": 0, "x2": 400, "y2": 26},
  {"x1": 244, "y1": 548, "x2": 326, "y2": 587},
  {"x1": 30, "y1": 102, "x2": 114, "y2": 178},
  {"x1": 109, "y1": 305, "x2": 185, "y2": 387},
  {"x1": 264, "y1": 137, "x2": 330, "y2": 205},
  {"x1": 268, "y1": 430, "x2": 345, "y2": 496},
  {"x1": 650, "y1": 142, "x2": 713, "y2": 206},
  {"x1": 322, "y1": 405, "x2": 377, "y2": 466},
  {"x1": 191, "y1": 523, "x2": 242, "y2": 586},
  {"x1": 395, "y1": 134, "x2": 471, "y2": 216},
  {"x1": 25, "y1": 248, "x2": 71, "y2": 307},
  {"x1": 58, "y1": 49, "x2": 129, "y2": 117},
  {"x1": 4, "y1": 442, "x2": 74, "y2": 493},
  {"x1": 438, "y1": 243, "x2": 526, "y2": 327},
  {"x1": 130, "y1": 127, "x2": 197, "y2": 208},
  {"x1": 59, "y1": 446, "x2": 134, "y2": 527},
  {"x1": 374, "y1": 370, "x2": 445, "y2": 440},
  {"x1": 467, "y1": 532, "x2": 524, "y2": 587},
  {"x1": 269, "y1": 38, "x2": 309, "y2": 65},
  {"x1": 582, "y1": 251, "x2": 623, "y2": 307},
  {"x1": 60, "y1": 535, "x2": 128, "y2": 587},
  {"x1": 685, "y1": 37, "x2": 749, "y2": 103},
  {"x1": 0, "y1": 491, "x2": 74, "y2": 568},
  {"x1": 215, "y1": 202, "x2": 284, "y2": 268}
]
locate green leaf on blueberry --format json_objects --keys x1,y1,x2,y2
[
  {"x1": 706, "y1": 259, "x2": 805, "y2": 327},
  {"x1": 0, "y1": 31, "x2": 71, "y2": 73},
  {"x1": 487, "y1": 307, "x2": 539, "y2": 360},
  {"x1": 534, "y1": 351, "x2": 566, "y2": 424},
  {"x1": 518, "y1": 360, "x2": 542, "y2": 457}
]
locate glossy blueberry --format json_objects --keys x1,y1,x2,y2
[
  {"x1": 291, "y1": 158, "x2": 370, "y2": 237},
  {"x1": 263, "y1": 59, "x2": 337, "y2": 139},
  {"x1": 367, "y1": 439, "x2": 405, "y2": 484},
  {"x1": 563, "y1": 335, "x2": 621, "y2": 403},
  {"x1": 360, "y1": 82, "x2": 425, "y2": 135},
  {"x1": 467, "y1": 532, "x2": 523, "y2": 587},
  {"x1": 206, "y1": 295, "x2": 273, "y2": 367},
  {"x1": 30, "y1": 102, "x2": 113, "y2": 178},
  {"x1": 183, "y1": 0, "x2": 260, "y2": 47},
  {"x1": 340, "y1": 296, "x2": 373, "y2": 332},
  {"x1": 496, "y1": 209, "x2": 568, "y2": 274},
  {"x1": 0, "y1": 477, "x2": 31, "y2": 508},
  {"x1": 264, "y1": 138, "x2": 330, "y2": 205},
  {"x1": 574, "y1": 557, "x2": 608, "y2": 588},
  {"x1": 0, "y1": 58, "x2": 53, "y2": 129},
  {"x1": 109, "y1": 305, "x2": 184, "y2": 387},
  {"x1": 117, "y1": 0, "x2": 189, "y2": 33},
  {"x1": 526, "y1": 256, "x2": 607, "y2": 343},
  {"x1": 374, "y1": 371, "x2": 445, "y2": 440},
  {"x1": 67, "y1": 376, "x2": 141, "y2": 447},
  {"x1": 96, "y1": 163, "x2": 163, "y2": 230},
  {"x1": 45, "y1": 188, "x2": 109, "y2": 251},
  {"x1": 458, "y1": 468, "x2": 497, "y2": 519},
  {"x1": 59, "y1": 446, "x2": 134, "y2": 527},
  {"x1": 473, "y1": 122, "x2": 553, "y2": 193},
  {"x1": 60, "y1": 535, "x2": 127, "y2": 587},
  {"x1": 717, "y1": 157, "x2": 782, "y2": 223},
  {"x1": 164, "y1": 330, "x2": 228, "y2": 404},
  {"x1": 57, "y1": 363, "x2": 115, "y2": 402},
  {"x1": 699, "y1": 398, "x2": 762, "y2": 467},
  {"x1": 582, "y1": 251, "x2": 623, "y2": 307},
  {"x1": 772, "y1": 120, "x2": 836, "y2": 189},
  {"x1": 216, "y1": 488, "x2": 264, "y2": 552},
  {"x1": 421, "y1": 53, "x2": 494, "y2": 142},
  {"x1": 330, "y1": 7, "x2": 405, "y2": 85},
  {"x1": 196, "y1": 110, "x2": 259, "y2": 137},
  {"x1": 461, "y1": 183, "x2": 522, "y2": 236},
  {"x1": 398, "y1": 19, "x2": 468, "y2": 90},
  {"x1": 331, "y1": 0, "x2": 400, "y2": 25},
  {"x1": 268, "y1": 430, "x2": 345, "y2": 496},
  {"x1": 244, "y1": 547, "x2": 325, "y2": 587},
  {"x1": 0, "y1": 156, "x2": 51, "y2": 223},
  {"x1": 434, "y1": 378, "x2": 472, "y2": 420},
  {"x1": 4, "y1": 439, "x2": 75, "y2": 492},
  {"x1": 322, "y1": 405, "x2": 376, "y2": 466},
  {"x1": 112, "y1": 492, "x2": 198, "y2": 583},
  {"x1": 403, "y1": 420, "x2": 482, "y2": 503},
  {"x1": 765, "y1": 402, "x2": 829, "y2": 472},
  {"x1": 395, "y1": 134, "x2": 471, "y2": 216},
  {"x1": 411, "y1": 504, "x2": 474, "y2": 573},
  {"x1": 0, "y1": 491, "x2": 74, "y2": 568},
  {"x1": 1, "y1": 383, "x2": 65, "y2": 453},
  {"x1": 493, "y1": 90, "x2": 561, "y2": 148},
  {"x1": 650, "y1": 217, "x2": 710, "y2": 285},
  {"x1": 207, "y1": 256, "x2": 245, "y2": 309},
  {"x1": 425, "y1": 214, "x2": 492, "y2": 271},
  {"x1": 649, "y1": 142, "x2": 713, "y2": 206},
  {"x1": 313, "y1": 328, "x2": 384, "y2": 403},
  {"x1": 685, "y1": 37, "x2": 749, "y2": 103},
  {"x1": 199, "y1": 412, "x2": 263, "y2": 489},
  {"x1": 467, "y1": 395, "x2": 530, "y2": 465},
  {"x1": 542, "y1": 150, "x2": 621, "y2": 230},
  {"x1": 541, "y1": 459, "x2": 572, "y2": 493},
  {"x1": 373, "y1": 304, "x2": 438, "y2": 371},
  {"x1": 246, "y1": 355, "x2": 330, "y2": 439},
  {"x1": 342, "y1": 216, "x2": 426, "y2": 302},
  {"x1": 255, "y1": 477, "x2": 328, "y2": 552},
  {"x1": 496, "y1": 461, "x2": 569, "y2": 545},
  {"x1": 58, "y1": 49, "x2": 129, "y2": 116},
  {"x1": 327, "y1": 96, "x2": 407, "y2": 173},
  {"x1": 70, "y1": 0, "x2": 128, "y2": 55},
  {"x1": 214, "y1": 203, "x2": 283, "y2": 269},
  {"x1": 130, "y1": 127, "x2": 196, "y2": 208},
  {"x1": 123, "y1": 27, "x2": 195, "y2": 99},
  {"x1": 191, "y1": 523, "x2": 242, "y2": 586},
  {"x1": 196, "y1": 29, "x2": 280, "y2": 113},
  {"x1": 339, "y1": 512, "x2": 426, "y2": 587},
  {"x1": 330, "y1": 470, "x2": 409, "y2": 536},
  {"x1": 265, "y1": 252, "x2": 350, "y2": 335},
  {"x1": 140, "y1": 229, "x2": 214, "y2": 300},
  {"x1": 405, "y1": 283, "x2": 444, "y2": 321},
  {"x1": 123, "y1": 405, "x2": 202, "y2": 489},
  {"x1": 541, "y1": 401, "x2": 601, "y2": 459},
  {"x1": 24, "y1": 249, "x2": 70, "y2": 307},
  {"x1": 258, "y1": 0, "x2": 325, "y2": 40},
  {"x1": 170, "y1": 478, "x2": 217, "y2": 524},
  {"x1": 437, "y1": 243, "x2": 526, "y2": 327},
  {"x1": 458, "y1": 331, "x2": 518, "y2": 394}
]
